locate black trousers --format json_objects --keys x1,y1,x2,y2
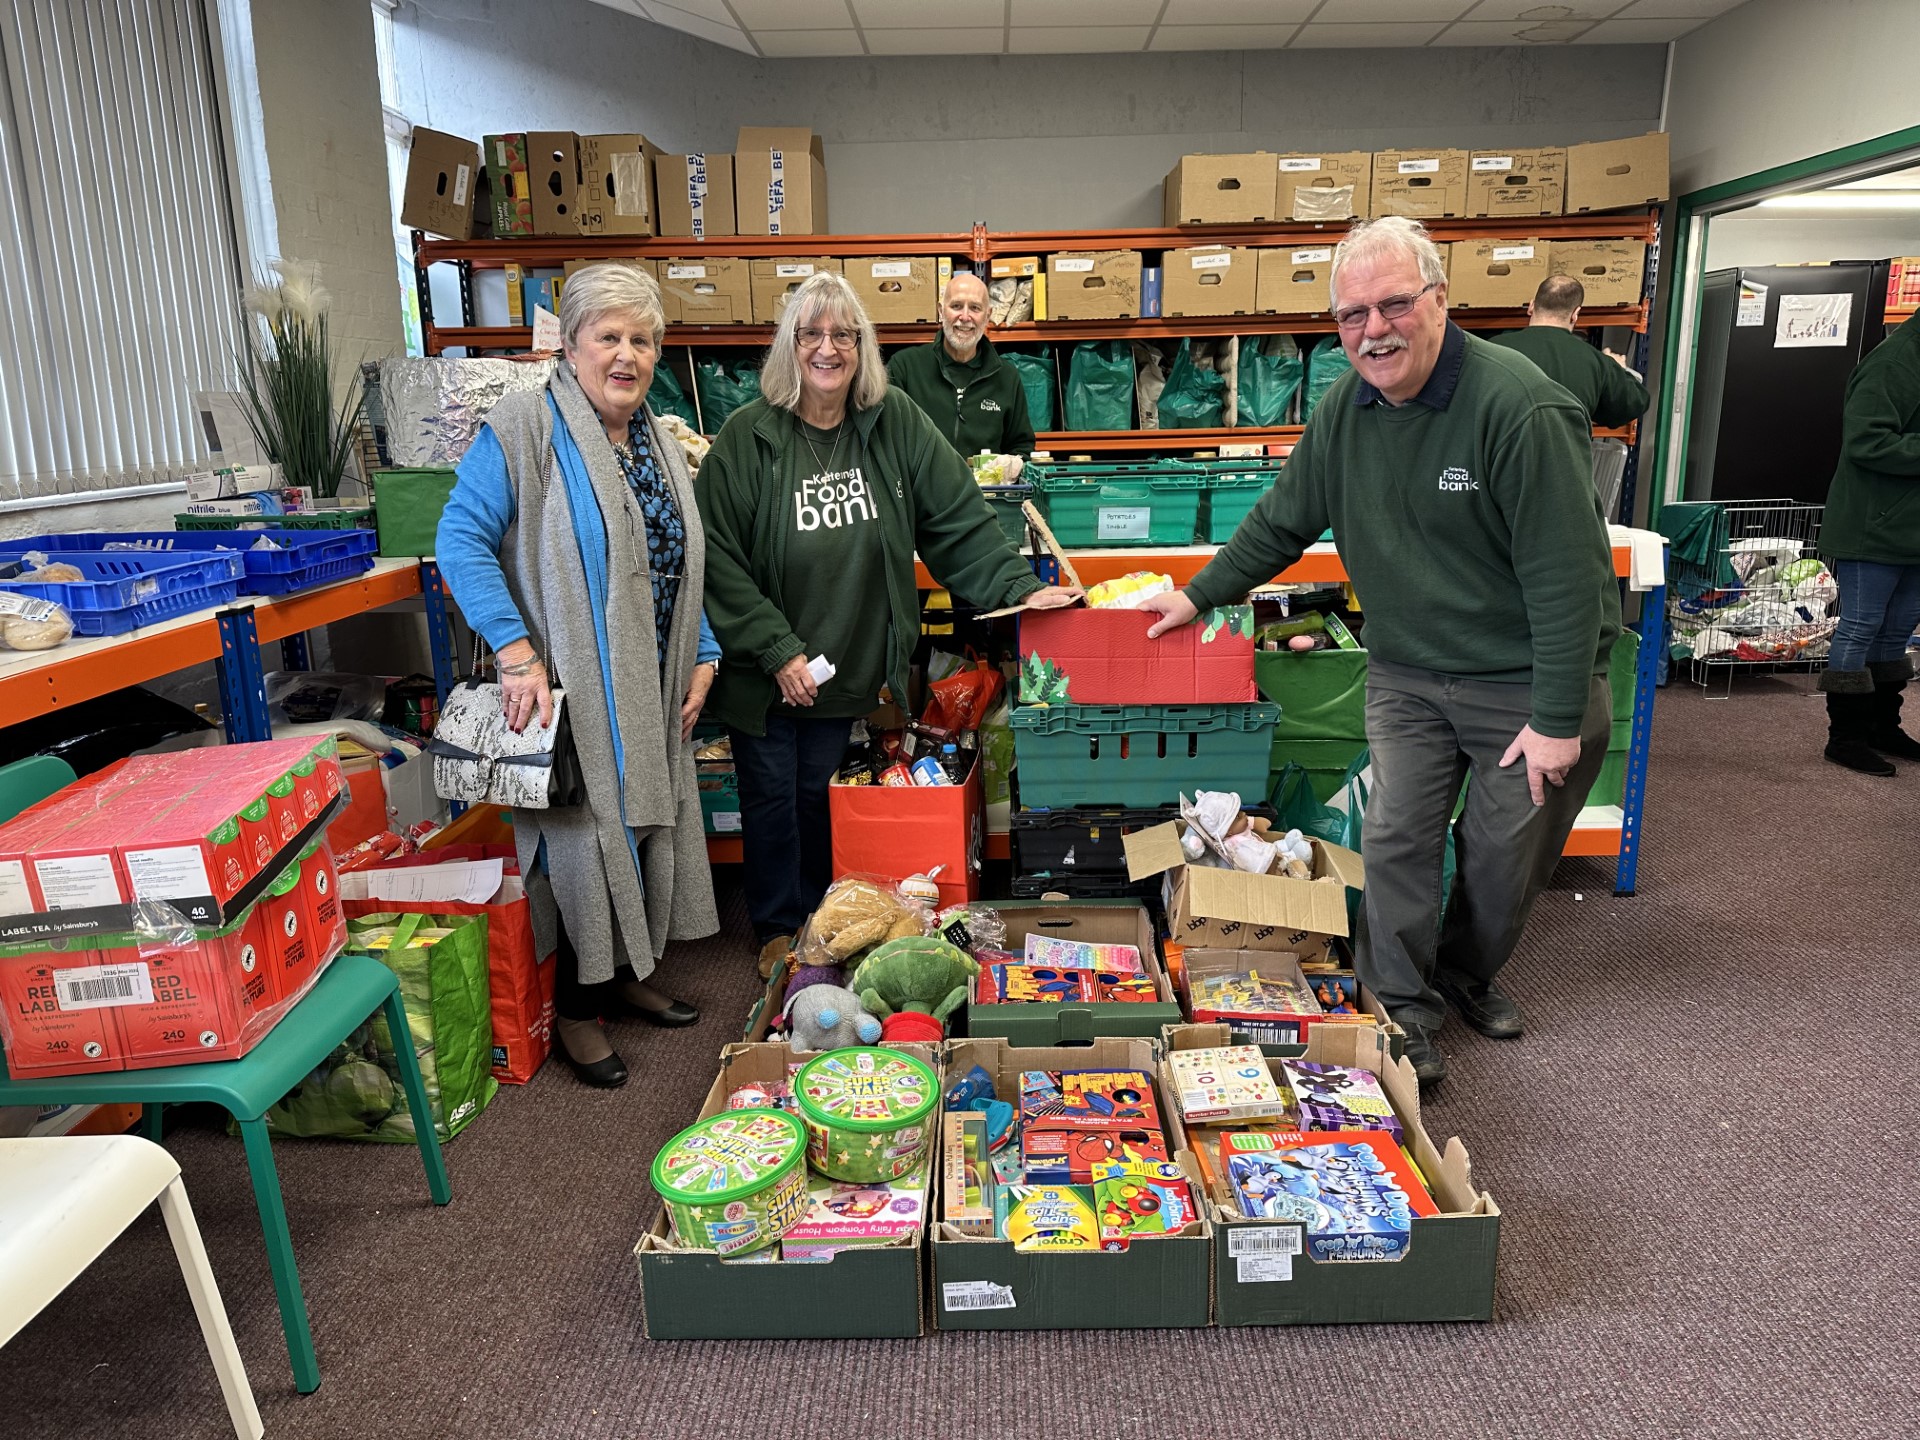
[
  {"x1": 550, "y1": 909, "x2": 640, "y2": 1022},
  {"x1": 729, "y1": 713, "x2": 850, "y2": 943}
]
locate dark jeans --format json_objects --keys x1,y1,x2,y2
[
  {"x1": 1354, "y1": 661, "x2": 1611, "y2": 1031},
  {"x1": 1828, "y1": 559, "x2": 1920, "y2": 671},
  {"x1": 730, "y1": 714, "x2": 851, "y2": 943}
]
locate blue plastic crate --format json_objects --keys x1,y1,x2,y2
[
  {"x1": 0, "y1": 550, "x2": 245, "y2": 609},
  {"x1": 0, "y1": 529, "x2": 376, "y2": 595},
  {"x1": 21, "y1": 578, "x2": 243, "y2": 637}
]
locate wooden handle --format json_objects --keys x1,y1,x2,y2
[{"x1": 1021, "y1": 500, "x2": 1083, "y2": 591}]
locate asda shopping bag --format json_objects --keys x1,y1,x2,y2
[
  {"x1": 1002, "y1": 349, "x2": 1056, "y2": 433},
  {"x1": 1064, "y1": 341, "x2": 1133, "y2": 431},
  {"x1": 1238, "y1": 335, "x2": 1303, "y2": 427},
  {"x1": 648, "y1": 359, "x2": 701, "y2": 432},
  {"x1": 1303, "y1": 335, "x2": 1353, "y2": 420},
  {"x1": 695, "y1": 358, "x2": 762, "y2": 433},
  {"x1": 979, "y1": 696, "x2": 1015, "y2": 812},
  {"x1": 1158, "y1": 338, "x2": 1227, "y2": 430}
]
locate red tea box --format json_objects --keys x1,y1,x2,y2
[
  {"x1": 114, "y1": 934, "x2": 247, "y2": 1069},
  {"x1": 296, "y1": 839, "x2": 345, "y2": 963},
  {"x1": 0, "y1": 948, "x2": 130, "y2": 1076}
]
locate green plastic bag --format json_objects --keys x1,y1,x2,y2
[
  {"x1": 1157, "y1": 339, "x2": 1226, "y2": 430},
  {"x1": 979, "y1": 696, "x2": 1015, "y2": 809},
  {"x1": 1303, "y1": 335, "x2": 1353, "y2": 420},
  {"x1": 1001, "y1": 349, "x2": 1056, "y2": 433},
  {"x1": 263, "y1": 911, "x2": 497, "y2": 1144},
  {"x1": 695, "y1": 358, "x2": 762, "y2": 434},
  {"x1": 1271, "y1": 749, "x2": 1368, "y2": 851},
  {"x1": 1064, "y1": 341, "x2": 1133, "y2": 431},
  {"x1": 1237, "y1": 335, "x2": 1303, "y2": 426},
  {"x1": 647, "y1": 360, "x2": 701, "y2": 432}
]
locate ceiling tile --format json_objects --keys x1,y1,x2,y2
[
  {"x1": 1288, "y1": 20, "x2": 1449, "y2": 45},
  {"x1": 1573, "y1": 16, "x2": 1707, "y2": 40},
  {"x1": 642, "y1": 5, "x2": 760, "y2": 51},
  {"x1": 1012, "y1": 0, "x2": 1165, "y2": 24},
  {"x1": 1460, "y1": 1, "x2": 1613, "y2": 17},
  {"x1": 1160, "y1": 0, "x2": 1318, "y2": 21},
  {"x1": 1310, "y1": 0, "x2": 1476, "y2": 19},
  {"x1": 854, "y1": 0, "x2": 1000, "y2": 25},
  {"x1": 636, "y1": 0, "x2": 736, "y2": 22},
  {"x1": 753, "y1": 27, "x2": 867, "y2": 54},
  {"x1": 730, "y1": 0, "x2": 851, "y2": 29},
  {"x1": 1008, "y1": 25, "x2": 1154, "y2": 52},
  {"x1": 1611, "y1": 0, "x2": 1745, "y2": 14},
  {"x1": 863, "y1": 26, "x2": 1006, "y2": 53},
  {"x1": 1428, "y1": 17, "x2": 1590, "y2": 42},
  {"x1": 1151, "y1": 24, "x2": 1304, "y2": 50}
]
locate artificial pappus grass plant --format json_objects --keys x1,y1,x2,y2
[{"x1": 238, "y1": 260, "x2": 363, "y2": 500}]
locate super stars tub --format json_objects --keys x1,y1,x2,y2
[
  {"x1": 795, "y1": 1048, "x2": 940, "y2": 1183},
  {"x1": 650, "y1": 1108, "x2": 809, "y2": 1256}
]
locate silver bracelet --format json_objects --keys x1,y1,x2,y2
[{"x1": 498, "y1": 656, "x2": 544, "y2": 676}]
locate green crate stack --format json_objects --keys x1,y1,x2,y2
[
  {"x1": 175, "y1": 507, "x2": 374, "y2": 532},
  {"x1": 692, "y1": 722, "x2": 739, "y2": 836},
  {"x1": 1009, "y1": 703, "x2": 1279, "y2": 809},
  {"x1": 1198, "y1": 457, "x2": 1284, "y2": 544},
  {"x1": 1025, "y1": 459, "x2": 1207, "y2": 547},
  {"x1": 978, "y1": 483, "x2": 1034, "y2": 550}
]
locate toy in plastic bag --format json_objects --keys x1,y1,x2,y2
[
  {"x1": 795, "y1": 875, "x2": 929, "y2": 969},
  {"x1": 936, "y1": 902, "x2": 1006, "y2": 957}
]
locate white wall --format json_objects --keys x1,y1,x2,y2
[{"x1": 1704, "y1": 216, "x2": 1918, "y2": 272}]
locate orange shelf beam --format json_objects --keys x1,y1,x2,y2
[
  {"x1": 1562, "y1": 824, "x2": 1624, "y2": 858},
  {"x1": 248, "y1": 562, "x2": 423, "y2": 643},
  {"x1": 707, "y1": 835, "x2": 743, "y2": 864}
]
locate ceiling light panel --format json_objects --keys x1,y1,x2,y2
[
  {"x1": 729, "y1": 0, "x2": 851, "y2": 29},
  {"x1": 1290, "y1": 20, "x2": 1449, "y2": 45}
]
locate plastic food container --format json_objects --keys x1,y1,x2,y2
[
  {"x1": 794, "y1": 1048, "x2": 940, "y2": 1183},
  {"x1": 650, "y1": 1108, "x2": 809, "y2": 1257}
]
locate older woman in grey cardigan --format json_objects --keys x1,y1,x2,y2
[{"x1": 437, "y1": 263, "x2": 719, "y2": 1088}]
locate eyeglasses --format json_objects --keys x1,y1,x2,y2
[
  {"x1": 795, "y1": 326, "x2": 859, "y2": 350},
  {"x1": 1333, "y1": 282, "x2": 1438, "y2": 331}
]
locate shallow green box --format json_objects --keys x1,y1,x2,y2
[
  {"x1": 963, "y1": 898, "x2": 1181, "y2": 1046},
  {"x1": 1029, "y1": 466, "x2": 1205, "y2": 547},
  {"x1": 1254, "y1": 646, "x2": 1369, "y2": 743},
  {"x1": 373, "y1": 467, "x2": 458, "y2": 557},
  {"x1": 1010, "y1": 703, "x2": 1278, "y2": 809},
  {"x1": 931, "y1": 1036, "x2": 1212, "y2": 1331}
]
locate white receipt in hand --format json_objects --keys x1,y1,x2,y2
[{"x1": 807, "y1": 655, "x2": 836, "y2": 685}]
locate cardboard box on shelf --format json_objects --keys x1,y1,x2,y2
[
  {"x1": 526, "y1": 131, "x2": 583, "y2": 235},
  {"x1": 931, "y1": 1035, "x2": 1211, "y2": 1331},
  {"x1": 1255, "y1": 245, "x2": 1335, "y2": 315},
  {"x1": 1465, "y1": 148, "x2": 1566, "y2": 218},
  {"x1": 1548, "y1": 239, "x2": 1648, "y2": 308},
  {"x1": 634, "y1": 1040, "x2": 933, "y2": 1340},
  {"x1": 1045, "y1": 250, "x2": 1143, "y2": 320},
  {"x1": 1275, "y1": 152, "x2": 1371, "y2": 221},
  {"x1": 654, "y1": 153, "x2": 736, "y2": 239},
  {"x1": 1565, "y1": 132, "x2": 1669, "y2": 214},
  {"x1": 1019, "y1": 605, "x2": 1255, "y2": 705},
  {"x1": 399, "y1": 127, "x2": 482, "y2": 239},
  {"x1": 577, "y1": 133, "x2": 664, "y2": 237},
  {"x1": 749, "y1": 257, "x2": 843, "y2": 324},
  {"x1": 844, "y1": 255, "x2": 938, "y2": 323},
  {"x1": 483, "y1": 132, "x2": 533, "y2": 236},
  {"x1": 1162, "y1": 246, "x2": 1258, "y2": 318},
  {"x1": 657, "y1": 257, "x2": 752, "y2": 325},
  {"x1": 1446, "y1": 239, "x2": 1551, "y2": 309},
  {"x1": 562, "y1": 257, "x2": 653, "y2": 281},
  {"x1": 1372, "y1": 149, "x2": 1470, "y2": 218},
  {"x1": 989, "y1": 256, "x2": 1040, "y2": 279},
  {"x1": 1165, "y1": 1022, "x2": 1499, "y2": 1325},
  {"x1": 1163, "y1": 153, "x2": 1278, "y2": 226},
  {"x1": 736, "y1": 126, "x2": 828, "y2": 236},
  {"x1": 966, "y1": 897, "x2": 1182, "y2": 1046}
]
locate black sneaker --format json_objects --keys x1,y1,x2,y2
[
  {"x1": 1435, "y1": 973, "x2": 1526, "y2": 1039},
  {"x1": 1399, "y1": 1021, "x2": 1448, "y2": 1087}
]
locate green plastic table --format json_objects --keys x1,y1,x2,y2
[{"x1": 0, "y1": 950, "x2": 451, "y2": 1394}]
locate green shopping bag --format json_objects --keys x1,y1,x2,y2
[
  {"x1": 1303, "y1": 335, "x2": 1353, "y2": 420},
  {"x1": 263, "y1": 910, "x2": 497, "y2": 1143},
  {"x1": 647, "y1": 359, "x2": 701, "y2": 432},
  {"x1": 1001, "y1": 349, "x2": 1056, "y2": 433},
  {"x1": 695, "y1": 358, "x2": 762, "y2": 433},
  {"x1": 1237, "y1": 335, "x2": 1303, "y2": 426},
  {"x1": 1157, "y1": 338, "x2": 1226, "y2": 429},
  {"x1": 1272, "y1": 749, "x2": 1368, "y2": 851},
  {"x1": 1064, "y1": 340, "x2": 1133, "y2": 430}
]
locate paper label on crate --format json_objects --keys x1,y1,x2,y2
[
  {"x1": 0, "y1": 593, "x2": 59, "y2": 621},
  {"x1": 1190, "y1": 252, "x2": 1233, "y2": 270},
  {"x1": 775, "y1": 263, "x2": 815, "y2": 277},
  {"x1": 1291, "y1": 248, "x2": 1333, "y2": 265},
  {"x1": 1472, "y1": 156, "x2": 1516, "y2": 171},
  {"x1": 713, "y1": 811, "x2": 742, "y2": 832},
  {"x1": 532, "y1": 306, "x2": 563, "y2": 352},
  {"x1": 0, "y1": 860, "x2": 32, "y2": 917},
  {"x1": 123, "y1": 846, "x2": 213, "y2": 906},
  {"x1": 451, "y1": 163, "x2": 471, "y2": 206},
  {"x1": 942, "y1": 1281, "x2": 1017, "y2": 1312},
  {"x1": 1055, "y1": 257, "x2": 1095, "y2": 273},
  {"x1": 667, "y1": 264, "x2": 707, "y2": 280},
  {"x1": 1236, "y1": 1254, "x2": 1293, "y2": 1283},
  {"x1": 1227, "y1": 1225, "x2": 1303, "y2": 1257},
  {"x1": 33, "y1": 855, "x2": 122, "y2": 909},
  {"x1": 1279, "y1": 157, "x2": 1321, "y2": 171},
  {"x1": 870, "y1": 261, "x2": 913, "y2": 279},
  {"x1": 1492, "y1": 245, "x2": 1536, "y2": 261},
  {"x1": 1097, "y1": 506, "x2": 1152, "y2": 541},
  {"x1": 1398, "y1": 158, "x2": 1441, "y2": 174},
  {"x1": 52, "y1": 962, "x2": 154, "y2": 1012}
]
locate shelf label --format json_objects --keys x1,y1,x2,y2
[
  {"x1": 1398, "y1": 158, "x2": 1441, "y2": 174},
  {"x1": 775, "y1": 263, "x2": 815, "y2": 277},
  {"x1": 713, "y1": 811, "x2": 742, "y2": 832},
  {"x1": 666, "y1": 264, "x2": 707, "y2": 280},
  {"x1": 870, "y1": 261, "x2": 913, "y2": 279},
  {"x1": 53, "y1": 962, "x2": 153, "y2": 1012},
  {"x1": 1054, "y1": 257, "x2": 1095, "y2": 273},
  {"x1": 1097, "y1": 506, "x2": 1152, "y2": 541},
  {"x1": 1279, "y1": 157, "x2": 1321, "y2": 171},
  {"x1": 942, "y1": 1281, "x2": 1016, "y2": 1311},
  {"x1": 1190, "y1": 252, "x2": 1233, "y2": 270},
  {"x1": 1472, "y1": 156, "x2": 1515, "y2": 171},
  {"x1": 1227, "y1": 1225, "x2": 1303, "y2": 1257},
  {"x1": 1290, "y1": 247, "x2": 1332, "y2": 265},
  {"x1": 0, "y1": 860, "x2": 31, "y2": 918},
  {"x1": 1491, "y1": 245, "x2": 1536, "y2": 261}
]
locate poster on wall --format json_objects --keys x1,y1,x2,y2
[
  {"x1": 1735, "y1": 278, "x2": 1767, "y2": 327},
  {"x1": 1774, "y1": 292, "x2": 1852, "y2": 348}
]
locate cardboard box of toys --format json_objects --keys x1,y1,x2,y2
[
  {"x1": 932, "y1": 1036, "x2": 1212, "y2": 1330},
  {"x1": 1255, "y1": 245, "x2": 1335, "y2": 316},
  {"x1": 736, "y1": 126, "x2": 828, "y2": 236},
  {"x1": 577, "y1": 133, "x2": 664, "y2": 237},
  {"x1": 1162, "y1": 246, "x2": 1258, "y2": 318},
  {"x1": 1446, "y1": 239, "x2": 1551, "y2": 309},
  {"x1": 634, "y1": 1040, "x2": 936, "y2": 1339},
  {"x1": 1163, "y1": 153, "x2": 1278, "y2": 226},
  {"x1": 1045, "y1": 250, "x2": 1143, "y2": 320},
  {"x1": 1275, "y1": 152, "x2": 1371, "y2": 221},
  {"x1": 653, "y1": 152, "x2": 736, "y2": 239},
  {"x1": 1124, "y1": 816, "x2": 1364, "y2": 965},
  {"x1": 657, "y1": 257, "x2": 752, "y2": 325},
  {"x1": 400, "y1": 127, "x2": 482, "y2": 239},
  {"x1": 1565, "y1": 132, "x2": 1668, "y2": 214},
  {"x1": 1548, "y1": 239, "x2": 1648, "y2": 308},
  {"x1": 1018, "y1": 604, "x2": 1256, "y2": 706},
  {"x1": 750, "y1": 257, "x2": 843, "y2": 324},
  {"x1": 965, "y1": 897, "x2": 1182, "y2": 1046},
  {"x1": 1465, "y1": 148, "x2": 1566, "y2": 218},
  {"x1": 843, "y1": 255, "x2": 938, "y2": 324},
  {"x1": 1163, "y1": 1023, "x2": 1499, "y2": 1325},
  {"x1": 1371, "y1": 149, "x2": 1470, "y2": 218}
]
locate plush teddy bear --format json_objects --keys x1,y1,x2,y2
[
  {"x1": 803, "y1": 879, "x2": 926, "y2": 963},
  {"x1": 785, "y1": 984, "x2": 882, "y2": 1053}
]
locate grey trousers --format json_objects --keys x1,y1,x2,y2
[{"x1": 1354, "y1": 659, "x2": 1612, "y2": 1030}]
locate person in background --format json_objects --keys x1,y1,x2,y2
[
  {"x1": 437, "y1": 263, "x2": 720, "y2": 1089},
  {"x1": 1138, "y1": 217, "x2": 1618, "y2": 1088},
  {"x1": 885, "y1": 271, "x2": 1038, "y2": 460},
  {"x1": 698, "y1": 271, "x2": 1078, "y2": 980},
  {"x1": 1815, "y1": 313, "x2": 1920, "y2": 775},
  {"x1": 1489, "y1": 275, "x2": 1650, "y2": 428}
]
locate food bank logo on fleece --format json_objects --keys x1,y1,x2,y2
[
  {"x1": 1438, "y1": 466, "x2": 1479, "y2": 492},
  {"x1": 796, "y1": 467, "x2": 874, "y2": 531}
]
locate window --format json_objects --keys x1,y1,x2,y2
[{"x1": 0, "y1": 0, "x2": 245, "y2": 500}]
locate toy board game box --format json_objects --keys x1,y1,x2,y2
[
  {"x1": 1180, "y1": 948, "x2": 1382, "y2": 1049},
  {"x1": 1021, "y1": 1125, "x2": 1169, "y2": 1185},
  {"x1": 1281, "y1": 1060, "x2": 1405, "y2": 1144},
  {"x1": 1019, "y1": 1067, "x2": 1162, "y2": 1132},
  {"x1": 1166, "y1": 1043, "x2": 1291, "y2": 1122},
  {"x1": 966, "y1": 899, "x2": 1180, "y2": 1046},
  {"x1": 1221, "y1": 1129, "x2": 1434, "y2": 1261}
]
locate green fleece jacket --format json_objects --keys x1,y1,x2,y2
[
  {"x1": 1489, "y1": 325, "x2": 1649, "y2": 429},
  {"x1": 1820, "y1": 315, "x2": 1920, "y2": 564},
  {"x1": 1186, "y1": 326, "x2": 1620, "y2": 738},
  {"x1": 886, "y1": 336, "x2": 1038, "y2": 457},
  {"x1": 695, "y1": 393, "x2": 1044, "y2": 735}
]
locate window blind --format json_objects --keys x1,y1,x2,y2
[{"x1": 0, "y1": 0, "x2": 243, "y2": 500}]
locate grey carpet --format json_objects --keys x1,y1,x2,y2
[{"x1": 4, "y1": 675, "x2": 1916, "y2": 1440}]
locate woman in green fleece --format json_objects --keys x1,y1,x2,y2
[{"x1": 695, "y1": 272, "x2": 1079, "y2": 976}]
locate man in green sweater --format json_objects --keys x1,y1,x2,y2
[
  {"x1": 886, "y1": 272, "x2": 1038, "y2": 460},
  {"x1": 1141, "y1": 217, "x2": 1620, "y2": 1086},
  {"x1": 1490, "y1": 275, "x2": 1650, "y2": 428}
]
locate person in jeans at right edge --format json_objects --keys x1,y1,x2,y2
[
  {"x1": 1814, "y1": 314, "x2": 1920, "y2": 776},
  {"x1": 1139, "y1": 216, "x2": 1618, "y2": 1087}
]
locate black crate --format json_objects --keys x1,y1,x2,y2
[
  {"x1": 1008, "y1": 871, "x2": 1157, "y2": 900},
  {"x1": 1010, "y1": 802, "x2": 1277, "y2": 879}
]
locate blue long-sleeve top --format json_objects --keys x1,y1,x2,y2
[{"x1": 438, "y1": 424, "x2": 722, "y2": 666}]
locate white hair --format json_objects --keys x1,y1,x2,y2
[
  {"x1": 558, "y1": 262, "x2": 665, "y2": 351},
  {"x1": 1329, "y1": 216, "x2": 1449, "y2": 312},
  {"x1": 758, "y1": 271, "x2": 889, "y2": 413}
]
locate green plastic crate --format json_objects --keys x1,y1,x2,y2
[
  {"x1": 699, "y1": 768, "x2": 741, "y2": 835},
  {"x1": 1255, "y1": 646, "x2": 1369, "y2": 742},
  {"x1": 1027, "y1": 462, "x2": 1206, "y2": 547},
  {"x1": 979, "y1": 483, "x2": 1034, "y2": 550},
  {"x1": 373, "y1": 468, "x2": 458, "y2": 557},
  {"x1": 175, "y1": 507, "x2": 373, "y2": 532},
  {"x1": 1202, "y1": 470, "x2": 1278, "y2": 543},
  {"x1": 1010, "y1": 703, "x2": 1278, "y2": 808}
]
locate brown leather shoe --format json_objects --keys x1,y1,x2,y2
[{"x1": 757, "y1": 934, "x2": 794, "y2": 980}]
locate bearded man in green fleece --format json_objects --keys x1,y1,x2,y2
[
  {"x1": 1140, "y1": 216, "x2": 1620, "y2": 1088},
  {"x1": 886, "y1": 271, "x2": 1037, "y2": 460}
]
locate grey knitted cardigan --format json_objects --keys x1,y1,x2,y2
[{"x1": 481, "y1": 365, "x2": 718, "y2": 986}]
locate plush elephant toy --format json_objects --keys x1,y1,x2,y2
[{"x1": 786, "y1": 984, "x2": 882, "y2": 1053}]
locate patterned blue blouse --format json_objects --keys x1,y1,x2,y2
[{"x1": 613, "y1": 413, "x2": 685, "y2": 672}]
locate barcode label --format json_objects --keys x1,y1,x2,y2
[
  {"x1": 1279, "y1": 157, "x2": 1321, "y2": 171},
  {"x1": 1291, "y1": 247, "x2": 1332, "y2": 264},
  {"x1": 1492, "y1": 245, "x2": 1536, "y2": 261},
  {"x1": 1398, "y1": 158, "x2": 1441, "y2": 174},
  {"x1": 1472, "y1": 156, "x2": 1515, "y2": 171},
  {"x1": 53, "y1": 963, "x2": 153, "y2": 1011},
  {"x1": 942, "y1": 1281, "x2": 1016, "y2": 1311},
  {"x1": 1237, "y1": 1254, "x2": 1293, "y2": 1283},
  {"x1": 1227, "y1": 1225, "x2": 1303, "y2": 1257},
  {"x1": 0, "y1": 593, "x2": 59, "y2": 621}
]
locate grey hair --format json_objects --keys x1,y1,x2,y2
[
  {"x1": 1329, "y1": 216, "x2": 1449, "y2": 312},
  {"x1": 559, "y1": 262, "x2": 666, "y2": 351},
  {"x1": 759, "y1": 271, "x2": 889, "y2": 414}
]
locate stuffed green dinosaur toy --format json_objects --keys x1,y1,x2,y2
[{"x1": 850, "y1": 935, "x2": 978, "y2": 1028}]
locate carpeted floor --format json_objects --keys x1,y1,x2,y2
[{"x1": 5, "y1": 674, "x2": 1916, "y2": 1440}]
